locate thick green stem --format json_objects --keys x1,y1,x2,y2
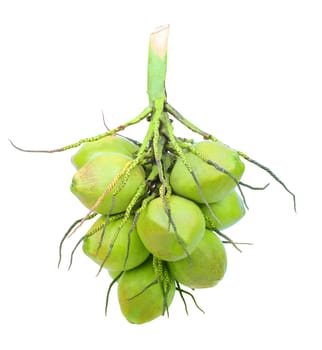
[{"x1": 147, "y1": 25, "x2": 169, "y2": 106}]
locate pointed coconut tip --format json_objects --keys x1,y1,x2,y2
[{"x1": 150, "y1": 24, "x2": 170, "y2": 59}]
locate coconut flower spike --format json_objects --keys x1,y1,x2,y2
[
  {"x1": 9, "y1": 106, "x2": 152, "y2": 154},
  {"x1": 165, "y1": 103, "x2": 296, "y2": 211}
]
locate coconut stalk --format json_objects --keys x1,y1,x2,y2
[{"x1": 147, "y1": 24, "x2": 169, "y2": 105}]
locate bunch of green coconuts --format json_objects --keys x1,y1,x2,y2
[
  {"x1": 70, "y1": 135, "x2": 246, "y2": 324},
  {"x1": 12, "y1": 25, "x2": 295, "y2": 325}
]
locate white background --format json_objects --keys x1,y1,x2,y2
[{"x1": 1, "y1": 1, "x2": 321, "y2": 349}]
